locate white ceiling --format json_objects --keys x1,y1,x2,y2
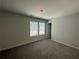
[{"x1": 1, "y1": 0, "x2": 79, "y2": 19}]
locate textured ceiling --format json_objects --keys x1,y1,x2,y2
[{"x1": 1, "y1": 0, "x2": 79, "y2": 19}]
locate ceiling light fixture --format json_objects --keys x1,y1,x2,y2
[{"x1": 40, "y1": 9, "x2": 44, "y2": 12}]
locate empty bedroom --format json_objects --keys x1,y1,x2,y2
[{"x1": 0, "y1": 0, "x2": 79, "y2": 59}]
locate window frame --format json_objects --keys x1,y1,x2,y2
[
  {"x1": 30, "y1": 21, "x2": 39, "y2": 37},
  {"x1": 30, "y1": 21, "x2": 46, "y2": 37},
  {"x1": 39, "y1": 22, "x2": 45, "y2": 35}
]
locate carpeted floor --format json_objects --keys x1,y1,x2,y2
[{"x1": 1, "y1": 39, "x2": 79, "y2": 59}]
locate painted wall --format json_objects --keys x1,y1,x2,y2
[
  {"x1": 0, "y1": 12, "x2": 3, "y2": 49},
  {"x1": 0, "y1": 11, "x2": 49, "y2": 51},
  {"x1": 51, "y1": 13, "x2": 79, "y2": 49}
]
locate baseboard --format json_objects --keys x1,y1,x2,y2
[
  {"x1": 1, "y1": 39, "x2": 78, "y2": 51},
  {"x1": 0, "y1": 39, "x2": 41, "y2": 51},
  {"x1": 0, "y1": 42, "x2": 29, "y2": 51},
  {"x1": 0, "y1": 39, "x2": 47, "y2": 51},
  {"x1": 52, "y1": 40, "x2": 79, "y2": 50}
]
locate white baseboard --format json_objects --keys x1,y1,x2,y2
[
  {"x1": 1, "y1": 39, "x2": 79, "y2": 51},
  {"x1": 52, "y1": 40, "x2": 79, "y2": 50},
  {"x1": 0, "y1": 39, "x2": 40, "y2": 51},
  {"x1": 0, "y1": 39, "x2": 45, "y2": 51},
  {"x1": 0, "y1": 42, "x2": 29, "y2": 51}
]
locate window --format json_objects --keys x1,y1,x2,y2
[
  {"x1": 30, "y1": 21, "x2": 38, "y2": 36},
  {"x1": 30, "y1": 21, "x2": 45, "y2": 36},
  {"x1": 39, "y1": 23, "x2": 45, "y2": 35}
]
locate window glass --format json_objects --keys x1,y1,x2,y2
[
  {"x1": 39, "y1": 23, "x2": 45, "y2": 35},
  {"x1": 30, "y1": 21, "x2": 38, "y2": 36}
]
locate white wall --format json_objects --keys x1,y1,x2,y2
[
  {"x1": 51, "y1": 13, "x2": 79, "y2": 49},
  {"x1": 0, "y1": 11, "x2": 30, "y2": 51},
  {"x1": 0, "y1": 11, "x2": 49, "y2": 51}
]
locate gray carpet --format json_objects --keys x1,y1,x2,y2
[{"x1": 1, "y1": 39, "x2": 79, "y2": 59}]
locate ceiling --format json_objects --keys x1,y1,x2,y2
[{"x1": 1, "y1": 0, "x2": 79, "y2": 19}]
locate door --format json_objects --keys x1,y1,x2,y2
[{"x1": 48, "y1": 23, "x2": 51, "y2": 39}]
